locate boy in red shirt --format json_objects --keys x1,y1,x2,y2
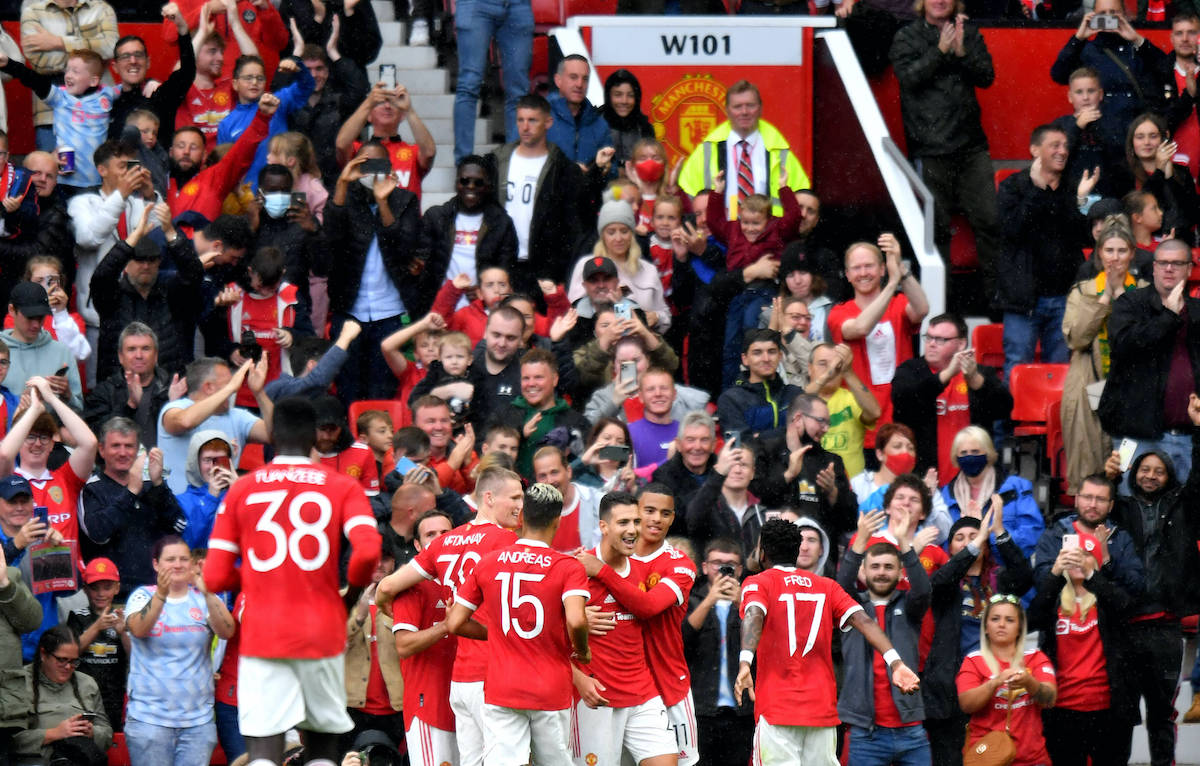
[
  {"x1": 312, "y1": 396, "x2": 379, "y2": 498},
  {"x1": 448, "y1": 483, "x2": 591, "y2": 766}
]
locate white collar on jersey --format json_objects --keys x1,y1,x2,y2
[
  {"x1": 632, "y1": 541, "x2": 670, "y2": 563},
  {"x1": 771, "y1": 565, "x2": 798, "y2": 571},
  {"x1": 517, "y1": 538, "x2": 550, "y2": 548},
  {"x1": 272, "y1": 456, "x2": 315, "y2": 465}
]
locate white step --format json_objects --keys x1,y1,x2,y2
[
  {"x1": 407, "y1": 93, "x2": 454, "y2": 119},
  {"x1": 375, "y1": 45, "x2": 438, "y2": 70},
  {"x1": 396, "y1": 117, "x2": 490, "y2": 145},
  {"x1": 376, "y1": 20, "x2": 407, "y2": 46},
  {"x1": 393, "y1": 68, "x2": 449, "y2": 94},
  {"x1": 420, "y1": 190, "x2": 454, "y2": 212},
  {"x1": 421, "y1": 166, "x2": 455, "y2": 189},
  {"x1": 372, "y1": 0, "x2": 396, "y2": 22},
  {"x1": 434, "y1": 142, "x2": 500, "y2": 158}
]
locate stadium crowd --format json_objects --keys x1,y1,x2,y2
[{"x1": 0, "y1": 0, "x2": 1198, "y2": 765}]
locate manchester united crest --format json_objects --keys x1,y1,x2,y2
[{"x1": 649, "y1": 75, "x2": 728, "y2": 162}]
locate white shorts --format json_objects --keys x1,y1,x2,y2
[
  {"x1": 236, "y1": 655, "x2": 353, "y2": 737},
  {"x1": 405, "y1": 716, "x2": 458, "y2": 766},
  {"x1": 666, "y1": 692, "x2": 699, "y2": 766},
  {"x1": 571, "y1": 696, "x2": 677, "y2": 766},
  {"x1": 449, "y1": 680, "x2": 487, "y2": 766},
  {"x1": 752, "y1": 717, "x2": 837, "y2": 766},
  {"x1": 482, "y1": 704, "x2": 572, "y2": 766}
]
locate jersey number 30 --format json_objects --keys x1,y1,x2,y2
[{"x1": 245, "y1": 490, "x2": 333, "y2": 572}]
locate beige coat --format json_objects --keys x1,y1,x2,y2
[
  {"x1": 1061, "y1": 276, "x2": 1143, "y2": 493},
  {"x1": 344, "y1": 604, "x2": 404, "y2": 711}
]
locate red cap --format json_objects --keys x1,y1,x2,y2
[
  {"x1": 81, "y1": 558, "x2": 120, "y2": 584},
  {"x1": 1077, "y1": 532, "x2": 1103, "y2": 565}
]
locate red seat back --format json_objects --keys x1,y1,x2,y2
[
  {"x1": 970, "y1": 323, "x2": 1005, "y2": 370},
  {"x1": 348, "y1": 400, "x2": 407, "y2": 440},
  {"x1": 1009, "y1": 364, "x2": 1069, "y2": 423}
]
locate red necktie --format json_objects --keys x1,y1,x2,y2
[
  {"x1": 737, "y1": 139, "x2": 754, "y2": 205},
  {"x1": 117, "y1": 211, "x2": 127, "y2": 240}
]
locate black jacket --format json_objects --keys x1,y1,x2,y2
[
  {"x1": 750, "y1": 434, "x2": 857, "y2": 542},
  {"x1": 1097, "y1": 284, "x2": 1200, "y2": 439},
  {"x1": 684, "y1": 471, "x2": 766, "y2": 557},
  {"x1": 651, "y1": 453, "x2": 716, "y2": 513},
  {"x1": 279, "y1": 0, "x2": 382, "y2": 73},
  {"x1": 1050, "y1": 112, "x2": 1127, "y2": 199},
  {"x1": 78, "y1": 473, "x2": 188, "y2": 601},
  {"x1": 715, "y1": 375, "x2": 801, "y2": 441},
  {"x1": 90, "y1": 235, "x2": 206, "y2": 380},
  {"x1": 1105, "y1": 163, "x2": 1200, "y2": 238},
  {"x1": 1050, "y1": 33, "x2": 1170, "y2": 131},
  {"x1": 0, "y1": 194, "x2": 73, "y2": 309},
  {"x1": 317, "y1": 185, "x2": 424, "y2": 317},
  {"x1": 994, "y1": 169, "x2": 1091, "y2": 313},
  {"x1": 487, "y1": 143, "x2": 588, "y2": 289},
  {"x1": 108, "y1": 30, "x2": 196, "y2": 145},
  {"x1": 891, "y1": 358, "x2": 1012, "y2": 474},
  {"x1": 682, "y1": 579, "x2": 755, "y2": 719},
  {"x1": 1111, "y1": 441, "x2": 1200, "y2": 617},
  {"x1": 83, "y1": 366, "x2": 173, "y2": 449},
  {"x1": 923, "y1": 533, "x2": 1033, "y2": 720},
  {"x1": 889, "y1": 18, "x2": 994, "y2": 158},
  {"x1": 277, "y1": 58, "x2": 370, "y2": 188},
  {"x1": 418, "y1": 198, "x2": 519, "y2": 300}
]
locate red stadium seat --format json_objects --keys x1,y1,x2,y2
[
  {"x1": 108, "y1": 733, "x2": 130, "y2": 766},
  {"x1": 1009, "y1": 364, "x2": 1069, "y2": 481},
  {"x1": 970, "y1": 323, "x2": 1004, "y2": 370},
  {"x1": 348, "y1": 399, "x2": 407, "y2": 439},
  {"x1": 994, "y1": 168, "x2": 1020, "y2": 188}
]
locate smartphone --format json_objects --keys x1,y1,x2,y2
[
  {"x1": 724, "y1": 430, "x2": 741, "y2": 451},
  {"x1": 290, "y1": 191, "x2": 307, "y2": 208},
  {"x1": 214, "y1": 456, "x2": 232, "y2": 471},
  {"x1": 1062, "y1": 533, "x2": 1080, "y2": 551},
  {"x1": 362, "y1": 157, "x2": 394, "y2": 176},
  {"x1": 718, "y1": 564, "x2": 736, "y2": 578},
  {"x1": 79, "y1": 712, "x2": 98, "y2": 722},
  {"x1": 394, "y1": 455, "x2": 419, "y2": 476},
  {"x1": 613, "y1": 301, "x2": 632, "y2": 322},
  {"x1": 6, "y1": 167, "x2": 30, "y2": 199},
  {"x1": 126, "y1": 159, "x2": 141, "y2": 170},
  {"x1": 1089, "y1": 12, "x2": 1119, "y2": 29},
  {"x1": 597, "y1": 444, "x2": 631, "y2": 463},
  {"x1": 378, "y1": 63, "x2": 397, "y2": 88},
  {"x1": 619, "y1": 361, "x2": 637, "y2": 386},
  {"x1": 33, "y1": 505, "x2": 49, "y2": 526},
  {"x1": 1118, "y1": 437, "x2": 1138, "y2": 472},
  {"x1": 54, "y1": 365, "x2": 69, "y2": 377}
]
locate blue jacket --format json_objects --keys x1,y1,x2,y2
[
  {"x1": 1030, "y1": 513, "x2": 1145, "y2": 605},
  {"x1": 217, "y1": 59, "x2": 315, "y2": 188},
  {"x1": 177, "y1": 485, "x2": 225, "y2": 551},
  {"x1": 941, "y1": 471, "x2": 1043, "y2": 558},
  {"x1": 546, "y1": 92, "x2": 612, "y2": 166}
]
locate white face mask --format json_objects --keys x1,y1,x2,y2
[{"x1": 359, "y1": 174, "x2": 386, "y2": 191}]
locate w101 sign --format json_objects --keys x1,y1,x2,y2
[{"x1": 589, "y1": 25, "x2": 804, "y2": 66}]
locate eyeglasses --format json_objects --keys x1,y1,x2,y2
[
  {"x1": 115, "y1": 51, "x2": 147, "y2": 62},
  {"x1": 24, "y1": 434, "x2": 52, "y2": 444},
  {"x1": 786, "y1": 313, "x2": 812, "y2": 321},
  {"x1": 800, "y1": 412, "x2": 829, "y2": 426},
  {"x1": 987, "y1": 594, "x2": 1020, "y2": 605},
  {"x1": 706, "y1": 559, "x2": 742, "y2": 568},
  {"x1": 923, "y1": 333, "x2": 961, "y2": 345},
  {"x1": 48, "y1": 654, "x2": 81, "y2": 668},
  {"x1": 1075, "y1": 492, "x2": 1112, "y2": 504},
  {"x1": 0, "y1": 360, "x2": 11, "y2": 368},
  {"x1": 237, "y1": 74, "x2": 267, "y2": 83},
  {"x1": 1154, "y1": 259, "x2": 1191, "y2": 269}
]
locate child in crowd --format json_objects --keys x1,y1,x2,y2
[
  {"x1": 313, "y1": 395, "x2": 380, "y2": 497},
  {"x1": 479, "y1": 422, "x2": 520, "y2": 462},
  {"x1": 124, "y1": 108, "x2": 169, "y2": 198},
  {"x1": 769, "y1": 295, "x2": 813, "y2": 387},
  {"x1": 769, "y1": 248, "x2": 833, "y2": 342},
  {"x1": 1052, "y1": 66, "x2": 1123, "y2": 197},
  {"x1": 177, "y1": 430, "x2": 236, "y2": 551},
  {"x1": 0, "y1": 48, "x2": 118, "y2": 191},
  {"x1": 407, "y1": 331, "x2": 474, "y2": 412},
  {"x1": 429, "y1": 266, "x2": 512, "y2": 343},
  {"x1": 357, "y1": 409, "x2": 396, "y2": 479},
  {"x1": 382, "y1": 425, "x2": 433, "y2": 493},
  {"x1": 266, "y1": 131, "x2": 328, "y2": 222},
  {"x1": 625, "y1": 138, "x2": 685, "y2": 230},
  {"x1": 1124, "y1": 189, "x2": 1165, "y2": 252},
  {"x1": 381, "y1": 312, "x2": 444, "y2": 423},
  {"x1": 646, "y1": 196, "x2": 683, "y2": 300},
  {"x1": 66, "y1": 557, "x2": 129, "y2": 732}
]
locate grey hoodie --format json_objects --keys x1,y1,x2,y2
[
  {"x1": 185, "y1": 428, "x2": 234, "y2": 488},
  {"x1": 0, "y1": 328, "x2": 82, "y2": 409},
  {"x1": 793, "y1": 514, "x2": 832, "y2": 576}
]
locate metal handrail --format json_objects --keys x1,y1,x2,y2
[{"x1": 879, "y1": 136, "x2": 935, "y2": 257}]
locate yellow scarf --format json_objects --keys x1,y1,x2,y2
[{"x1": 1096, "y1": 272, "x2": 1137, "y2": 376}]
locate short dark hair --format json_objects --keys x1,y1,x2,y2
[
  {"x1": 272, "y1": 397, "x2": 318, "y2": 455},
  {"x1": 415, "y1": 509, "x2": 453, "y2": 539},
  {"x1": 520, "y1": 347, "x2": 557, "y2": 369},
  {"x1": 882, "y1": 473, "x2": 932, "y2": 519},
  {"x1": 115, "y1": 35, "x2": 147, "y2": 54},
  {"x1": 412, "y1": 395, "x2": 450, "y2": 419},
  {"x1": 927, "y1": 313, "x2": 968, "y2": 340},
  {"x1": 152, "y1": 534, "x2": 188, "y2": 561},
  {"x1": 742, "y1": 328, "x2": 781, "y2": 354},
  {"x1": 1030, "y1": 123, "x2": 1066, "y2": 147},
  {"x1": 759, "y1": 518, "x2": 802, "y2": 568},
  {"x1": 300, "y1": 43, "x2": 328, "y2": 64},
  {"x1": 638, "y1": 482, "x2": 675, "y2": 501},
  {"x1": 248, "y1": 247, "x2": 285, "y2": 288},
  {"x1": 864, "y1": 541, "x2": 902, "y2": 564},
  {"x1": 599, "y1": 491, "x2": 638, "y2": 521},
  {"x1": 516, "y1": 93, "x2": 551, "y2": 115},
  {"x1": 1080, "y1": 473, "x2": 1115, "y2": 499},
  {"x1": 93, "y1": 139, "x2": 138, "y2": 167},
  {"x1": 1172, "y1": 10, "x2": 1200, "y2": 26},
  {"x1": 703, "y1": 537, "x2": 743, "y2": 561},
  {"x1": 203, "y1": 215, "x2": 254, "y2": 251},
  {"x1": 257, "y1": 162, "x2": 292, "y2": 189},
  {"x1": 233, "y1": 54, "x2": 265, "y2": 78},
  {"x1": 288, "y1": 336, "x2": 331, "y2": 374},
  {"x1": 393, "y1": 426, "x2": 431, "y2": 455},
  {"x1": 173, "y1": 125, "x2": 205, "y2": 146},
  {"x1": 489, "y1": 304, "x2": 527, "y2": 331},
  {"x1": 523, "y1": 483, "x2": 565, "y2": 530}
]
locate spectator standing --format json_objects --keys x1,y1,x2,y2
[
  {"x1": 2, "y1": 283, "x2": 82, "y2": 408},
  {"x1": 108, "y1": 6, "x2": 194, "y2": 145},
  {"x1": 890, "y1": 0, "x2": 999, "y2": 308},
  {"x1": 1107, "y1": 112, "x2": 1200, "y2": 238},
  {"x1": 995, "y1": 124, "x2": 1092, "y2": 374},
  {"x1": 805, "y1": 341, "x2": 881, "y2": 477},
  {"x1": 280, "y1": 0, "x2": 382, "y2": 74},
  {"x1": 677, "y1": 80, "x2": 810, "y2": 220},
  {"x1": 627, "y1": 369, "x2": 689, "y2": 468},
  {"x1": 601, "y1": 69, "x2": 655, "y2": 172},
  {"x1": 547, "y1": 55, "x2": 612, "y2": 167},
  {"x1": 0, "y1": 152, "x2": 73, "y2": 312},
  {"x1": 492, "y1": 348, "x2": 588, "y2": 477},
  {"x1": 1098, "y1": 239, "x2": 1200, "y2": 480},
  {"x1": 286, "y1": 36, "x2": 370, "y2": 188},
  {"x1": 84, "y1": 323, "x2": 178, "y2": 449},
  {"x1": 452, "y1": 0, "x2": 533, "y2": 162},
  {"x1": 12, "y1": 257, "x2": 89, "y2": 370},
  {"x1": 716, "y1": 328, "x2": 801, "y2": 440},
  {"x1": 175, "y1": 429, "x2": 235, "y2": 551},
  {"x1": 651, "y1": 411, "x2": 718, "y2": 509},
  {"x1": 686, "y1": 440, "x2": 765, "y2": 556},
  {"x1": 167, "y1": 0, "x2": 287, "y2": 82},
  {"x1": 344, "y1": 549, "x2": 405, "y2": 749},
  {"x1": 1050, "y1": 0, "x2": 1169, "y2": 134},
  {"x1": 850, "y1": 422, "x2": 952, "y2": 543},
  {"x1": 18, "y1": 0, "x2": 118, "y2": 153},
  {"x1": 1052, "y1": 67, "x2": 1126, "y2": 196},
  {"x1": 335, "y1": 83, "x2": 435, "y2": 199},
  {"x1": 891, "y1": 313, "x2": 1011, "y2": 478},
  {"x1": 1164, "y1": 12, "x2": 1200, "y2": 180},
  {"x1": 172, "y1": 5, "x2": 251, "y2": 152},
  {"x1": 683, "y1": 539, "x2": 754, "y2": 766},
  {"x1": 531, "y1": 446, "x2": 602, "y2": 552},
  {"x1": 0, "y1": 538, "x2": 41, "y2": 761}
]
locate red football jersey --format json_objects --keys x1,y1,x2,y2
[
  {"x1": 632, "y1": 543, "x2": 696, "y2": 706},
  {"x1": 455, "y1": 540, "x2": 590, "y2": 710},
  {"x1": 741, "y1": 566, "x2": 864, "y2": 727},
  {"x1": 318, "y1": 442, "x2": 381, "y2": 496},
  {"x1": 204, "y1": 457, "x2": 381, "y2": 659},
  {"x1": 576, "y1": 550, "x2": 659, "y2": 708},
  {"x1": 352, "y1": 138, "x2": 428, "y2": 197},
  {"x1": 392, "y1": 578, "x2": 457, "y2": 730},
  {"x1": 176, "y1": 81, "x2": 234, "y2": 151},
  {"x1": 957, "y1": 650, "x2": 1056, "y2": 766},
  {"x1": 20, "y1": 463, "x2": 85, "y2": 543},
  {"x1": 227, "y1": 283, "x2": 298, "y2": 408},
  {"x1": 1053, "y1": 603, "x2": 1109, "y2": 711},
  {"x1": 410, "y1": 520, "x2": 519, "y2": 682}
]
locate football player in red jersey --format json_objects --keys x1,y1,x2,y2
[
  {"x1": 735, "y1": 519, "x2": 920, "y2": 766},
  {"x1": 375, "y1": 465, "x2": 524, "y2": 766},
  {"x1": 392, "y1": 509, "x2": 458, "y2": 766},
  {"x1": 448, "y1": 483, "x2": 592, "y2": 765},
  {"x1": 203, "y1": 397, "x2": 382, "y2": 766},
  {"x1": 579, "y1": 483, "x2": 699, "y2": 765},
  {"x1": 572, "y1": 491, "x2": 679, "y2": 766}
]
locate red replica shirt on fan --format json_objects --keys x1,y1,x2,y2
[
  {"x1": 829, "y1": 294, "x2": 915, "y2": 447},
  {"x1": 872, "y1": 603, "x2": 916, "y2": 728},
  {"x1": 740, "y1": 566, "x2": 864, "y2": 727},
  {"x1": 935, "y1": 371, "x2": 972, "y2": 480},
  {"x1": 392, "y1": 579, "x2": 457, "y2": 730},
  {"x1": 175, "y1": 81, "x2": 235, "y2": 151},
  {"x1": 576, "y1": 550, "x2": 659, "y2": 708},
  {"x1": 352, "y1": 138, "x2": 428, "y2": 197},
  {"x1": 410, "y1": 519, "x2": 519, "y2": 682},
  {"x1": 455, "y1": 540, "x2": 590, "y2": 710},
  {"x1": 1053, "y1": 603, "x2": 1110, "y2": 711},
  {"x1": 631, "y1": 543, "x2": 696, "y2": 706},
  {"x1": 318, "y1": 442, "x2": 381, "y2": 496},
  {"x1": 227, "y1": 283, "x2": 299, "y2": 408},
  {"x1": 203, "y1": 457, "x2": 382, "y2": 659},
  {"x1": 18, "y1": 463, "x2": 86, "y2": 543},
  {"x1": 957, "y1": 649, "x2": 1055, "y2": 766}
]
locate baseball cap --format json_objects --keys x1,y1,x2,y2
[
  {"x1": 9, "y1": 281, "x2": 51, "y2": 319},
  {"x1": 131, "y1": 238, "x2": 163, "y2": 262},
  {"x1": 81, "y1": 557, "x2": 120, "y2": 584},
  {"x1": 0, "y1": 474, "x2": 32, "y2": 501},
  {"x1": 582, "y1": 256, "x2": 618, "y2": 280}
]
